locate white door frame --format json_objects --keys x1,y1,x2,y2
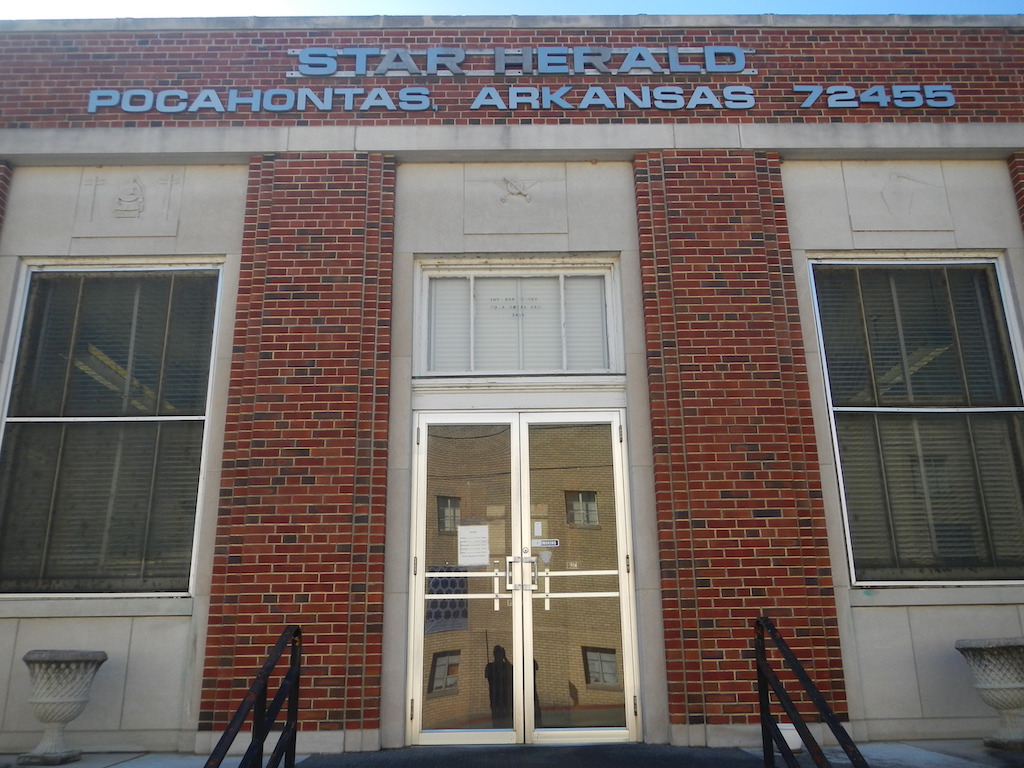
[{"x1": 407, "y1": 409, "x2": 640, "y2": 746}]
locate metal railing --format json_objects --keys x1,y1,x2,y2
[
  {"x1": 754, "y1": 616, "x2": 870, "y2": 768},
  {"x1": 205, "y1": 625, "x2": 303, "y2": 768}
]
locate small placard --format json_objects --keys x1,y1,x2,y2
[
  {"x1": 532, "y1": 538, "x2": 560, "y2": 548},
  {"x1": 459, "y1": 525, "x2": 490, "y2": 566}
]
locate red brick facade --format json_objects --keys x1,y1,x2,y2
[
  {"x1": 1, "y1": 15, "x2": 1023, "y2": 749},
  {"x1": 634, "y1": 150, "x2": 841, "y2": 725},
  {"x1": 202, "y1": 153, "x2": 395, "y2": 732},
  {"x1": 0, "y1": 25, "x2": 1021, "y2": 129}
]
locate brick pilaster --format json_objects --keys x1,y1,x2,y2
[
  {"x1": 201, "y1": 152, "x2": 395, "y2": 734},
  {"x1": 634, "y1": 150, "x2": 845, "y2": 727}
]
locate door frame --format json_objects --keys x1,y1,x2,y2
[{"x1": 406, "y1": 409, "x2": 641, "y2": 746}]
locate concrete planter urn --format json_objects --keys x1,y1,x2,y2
[
  {"x1": 955, "y1": 637, "x2": 1024, "y2": 750},
  {"x1": 17, "y1": 650, "x2": 108, "y2": 765}
]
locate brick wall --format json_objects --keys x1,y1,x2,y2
[
  {"x1": 0, "y1": 24, "x2": 1021, "y2": 128},
  {"x1": 634, "y1": 150, "x2": 843, "y2": 726},
  {"x1": 201, "y1": 152, "x2": 394, "y2": 733}
]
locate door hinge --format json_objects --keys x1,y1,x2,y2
[
  {"x1": 413, "y1": 556, "x2": 418, "y2": 577},
  {"x1": 416, "y1": 427, "x2": 420, "y2": 446},
  {"x1": 618, "y1": 425, "x2": 623, "y2": 442},
  {"x1": 634, "y1": 695, "x2": 638, "y2": 716},
  {"x1": 410, "y1": 698, "x2": 415, "y2": 720},
  {"x1": 626, "y1": 554, "x2": 630, "y2": 574}
]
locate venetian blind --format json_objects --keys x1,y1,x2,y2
[
  {"x1": 814, "y1": 264, "x2": 1024, "y2": 581},
  {"x1": 427, "y1": 273, "x2": 609, "y2": 373},
  {"x1": 0, "y1": 271, "x2": 218, "y2": 593}
]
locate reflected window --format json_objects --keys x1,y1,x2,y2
[
  {"x1": 566, "y1": 490, "x2": 599, "y2": 526},
  {"x1": 437, "y1": 495, "x2": 460, "y2": 532},
  {"x1": 429, "y1": 650, "x2": 461, "y2": 693},
  {"x1": 425, "y1": 566, "x2": 468, "y2": 634},
  {"x1": 583, "y1": 646, "x2": 618, "y2": 686}
]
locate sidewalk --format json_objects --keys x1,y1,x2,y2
[{"x1": 3, "y1": 741, "x2": 1024, "y2": 768}]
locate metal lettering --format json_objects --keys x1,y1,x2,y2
[{"x1": 426, "y1": 48, "x2": 466, "y2": 75}]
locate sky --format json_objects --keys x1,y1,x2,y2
[{"x1": 1, "y1": 0, "x2": 1021, "y2": 22}]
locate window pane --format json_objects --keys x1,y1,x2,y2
[
  {"x1": 949, "y1": 269, "x2": 1018, "y2": 405},
  {"x1": 838, "y1": 412, "x2": 1024, "y2": 581},
  {"x1": 161, "y1": 274, "x2": 219, "y2": 414},
  {"x1": 814, "y1": 269, "x2": 874, "y2": 405},
  {"x1": 9, "y1": 272, "x2": 218, "y2": 418},
  {"x1": 428, "y1": 277, "x2": 470, "y2": 371},
  {"x1": 565, "y1": 276, "x2": 608, "y2": 369},
  {"x1": 424, "y1": 272, "x2": 613, "y2": 374},
  {"x1": 519, "y1": 277, "x2": 562, "y2": 370},
  {"x1": 0, "y1": 421, "x2": 203, "y2": 592},
  {"x1": 817, "y1": 265, "x2": 1020, "y2": 408}
]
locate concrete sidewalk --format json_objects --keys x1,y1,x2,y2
[{"x1": 3, "y1": 741, "x2": 1024, "y2": 768}]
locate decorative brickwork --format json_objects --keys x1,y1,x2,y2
[
  {"x1": 1010, "y1": 153, "x2": 1024, "y2": 235},
  {"x1": 201, "y1": 152, "x2": 395, "y2": 733},
  {"x1": 0, "y1": 162, "x2": 11, "y2": 231},
  {"x1": 0, "y1": 25, "x2": 1021, "y2": 128},
  {"x1": 634, "y1": 150, "x2": 843, "y2": 726}
]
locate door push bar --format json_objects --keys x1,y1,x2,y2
[{"x1": 505, "y1": 556, "x2": 539, "y2": 591}]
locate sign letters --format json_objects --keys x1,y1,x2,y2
[{"x1": 85, "y1": 41, "x2": 956, "y2": 115}]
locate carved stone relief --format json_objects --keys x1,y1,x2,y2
[
  {"x1": 73, "y1": 167, "x2": 184, "y2": 238},
  {"x1": 844, "y1": 162, "x2": 954, "y2": 232},
  {"x1": 464, "y1": 164, "x2": 569, "y2": 235}
]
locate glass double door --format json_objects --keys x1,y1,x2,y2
[{"x1": 411, "y1": 411, "x2": 637, "y2": 745}]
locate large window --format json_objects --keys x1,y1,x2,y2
[
  {"x1": 813, "y1": 262, "x2": 1024, "y2": 582},
  {"x1": 0, "y1": 270, "x2": 219, "y2": 593},
  {"x1": 423, "y1": 266, "x2": 615, "y2": 375}
]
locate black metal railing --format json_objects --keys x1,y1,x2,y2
[
  {"x1": 205, "y1": 625, "x2": 303, "y2": 768},
  {"x1": 754, "y1": 616, "x2": 870, "y2": 768}
]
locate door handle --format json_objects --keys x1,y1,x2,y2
[
  {"x1": 506, "y1": 556, "x2": 521, "y2": 590},
  {"x1": 506, "y1": 556, "x2": 538, "y2": 590}
]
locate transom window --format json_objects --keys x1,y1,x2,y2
[
  {"x1": 0, "y1": 269, "x2": 219, "y2": 593},
  {"x1": 420, "y1": 262, "x2": 619, "y2": 376},
  {"x1": 813, "y1": 262, "x2": 1024, "y2": 583}
]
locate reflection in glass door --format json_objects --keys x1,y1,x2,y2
[{"x1": 410, "y1": 412, "x2": 637, "y2": 745}]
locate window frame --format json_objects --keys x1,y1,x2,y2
[
  {"x1": 809, "y1": 254, "x2": 1024, "y2": 587},
  {"x1": 0, "y1": 259, "x2": 224, "y2": 598},
  {"x1": 413, "y1": 255, "x2": 624, "y2": 379}
]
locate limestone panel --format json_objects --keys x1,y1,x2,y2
[
  {"x1": 0, "y1": 165, "x2": 247, "y2": 259},
  {"x1": 850, "y1": 607, "x2": 922, "y2": 718},
  {"x1": 779, "y1": 161, "x2": 853, "y2": 251},
  {"x1": 0, "y1": 619, "x2": 17, "y2": 730},
  {"x1": 464, "y1": 163, "x2": 568, "y2": 235},
  {"x1": 120, "y1": 618, "x2": 191, "y2": 730},
  {"x1": 908, "y1": 605, "x2": 1024, "y2": 718},
  {"x1": 395, "y1": 164, "x2": 465, "y2": 254},
  {"x1": 843, "y1": 161, "x2": 954, "y2": 233},
  {"x1": 566, "y1": 162, "x2": 637, "y2": 253},
  {"x1": 7, "y1": 617, "x2": 132, "y2": 732}
]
